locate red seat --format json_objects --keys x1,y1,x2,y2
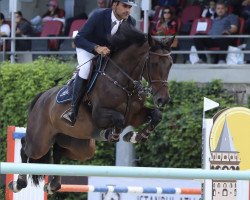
[
  {"x1": 227, "y1": 5, "x2": 234, "y2": 14},
  {"x1": 181, "y1": 5, "x2": 202, "y2": 25},
  {"x1": 179, "y1": 5, "x2": 202, "y2": 34},
  {"x1": 41, "y1": 20, "x2": 63, "y2": 50},
  {"x1": 68, "y1": 19, "x2": 86, "y2": 37},
  {"x1": 190, "y1": 18, "x2": 212, "y2": 35},
  {"x1": 235, "y1": 17, "x2": 245, "y2": 46},
  {"x1": 176, "y1": 17, "x2": 182, "y2": 33}
]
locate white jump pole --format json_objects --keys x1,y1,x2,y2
[{"x1": 1, "y1": 162, "x2": 250, "y2": 180}]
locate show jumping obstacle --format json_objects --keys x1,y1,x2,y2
[
  {"x1": 4, "y1": 126, "x2": 201, "y2": 200},
  {"x1": 2, "y1": 161, "x2": 250, "y2": 180},
  {"x1": 58, "y1": 184, "x2": 201, "y2": 194}
]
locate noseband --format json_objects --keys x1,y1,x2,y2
[{"x1": 142, "y1": 50, "x2": 172, "y2": 96}]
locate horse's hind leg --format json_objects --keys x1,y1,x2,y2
[
  {"x1": 8, "y1": 138, "x2": 28, "y2": 193},
  {"x1": 44, "y1": 143, "x2": 62, "y2": 194}
]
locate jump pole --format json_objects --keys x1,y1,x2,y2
[
  {"x1": 59, "y1": 184, "x2": 201, "y2": 194},
  {"x1": 1, "y1": 162, "x2": 250, "y2": 180}
]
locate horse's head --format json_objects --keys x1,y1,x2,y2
[{"x1": 144, "y1": 35, "x2": 174, "y2": 108}]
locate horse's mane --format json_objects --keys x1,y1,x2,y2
[{"x1": 109, "y1": 21, "x2": 147, "y2": 51}]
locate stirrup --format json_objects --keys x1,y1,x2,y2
[{"x1": 61, "y1": 108, "x2": 76, "y2": 127}]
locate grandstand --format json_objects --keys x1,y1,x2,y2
[{"x1": 0, "y1": 0, "x2": 249, "y2": 65}]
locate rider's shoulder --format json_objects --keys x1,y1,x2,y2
[{"x1": 91, "y1": 8, "x2": 112, "y2": 18}]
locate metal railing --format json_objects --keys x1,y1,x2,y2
[{"x1": 0, "y1": 35, "x2": 249, "y2": 63}]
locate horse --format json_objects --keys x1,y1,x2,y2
[{"x1": 8, "y1": 22, "x2": 173, "y2": 194}]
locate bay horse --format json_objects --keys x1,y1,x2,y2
[{"x1": 8, "y1": 22, "x2": 173, "y2": 194}]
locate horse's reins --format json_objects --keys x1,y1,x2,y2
[{"x1": 98, "y1": 50, "x2": 171, "y2": 119}]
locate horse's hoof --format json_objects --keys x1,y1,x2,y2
[
  {"x1": 44, "y1": 183, "x2": 61, "y2": 195},
  {"x1": 123, "y1": 131, "x2": 138, "y2": 143},
  {"x1": 8, "y1": 181, "x2": 22, "y2": 193}
]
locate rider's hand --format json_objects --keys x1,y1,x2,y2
[{"x1": 94, "y1": 45, "x2": 110, "y2": 56}]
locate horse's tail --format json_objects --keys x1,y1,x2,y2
[
  {"x1": 28, "y1": 91, "x2": 45, "y2": 114},
  {"x1": 29, "y1": 150, "x2": 51, "y2": 186}
]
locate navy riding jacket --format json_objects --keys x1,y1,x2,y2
[{"x1": 74, "y1": 8, "x2": 136, "y2": 54}]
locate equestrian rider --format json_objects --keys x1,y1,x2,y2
[{"x1": 62, "y1": 0, "x2": 137, "y2": 126}]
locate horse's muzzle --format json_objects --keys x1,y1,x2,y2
[{"x1": 156, "y1": 97, "x2": 171, "y2": 108}]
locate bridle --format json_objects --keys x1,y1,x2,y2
[
  {"x1": 143, "y1": 50, "x2": 172, "y2": 97},
  {"x1": 99, "y1": 49, "x2": 172, "y2": 99},
  {"x1": 96, "y1": 48, "x2": 171, "y2": 119}
]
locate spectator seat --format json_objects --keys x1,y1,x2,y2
[
  {"x1": 40, "y1": 20, "x2": 63, "y2": 50},
  {"x1": 68, "y1": 19, "x2": 86, "y2": 37},
  {"x1": 59, "y1": 19, "x2": 86, "y2": 60},
  {"x1": 190, "y1": 18, "x2": 212, "y2": 35},
  {"x1": 180, "y1": 5, "x2": 202, "y2": 34}
]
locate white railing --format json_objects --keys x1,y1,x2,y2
[{"x1": 0, "y1": 35, "x2": 249, "y2": 63}]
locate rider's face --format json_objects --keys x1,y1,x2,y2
[{"x1": 113, "y1": 2, "x2": 132, "y2": 20}]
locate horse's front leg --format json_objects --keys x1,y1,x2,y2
[
  {"x1": 123, "y1": 107, "x2": 162, "y2": 143},
  {"x1": 92, "y1": 107, "x2": 126, "y2": 142}
]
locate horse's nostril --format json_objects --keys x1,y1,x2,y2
[
  {"x1": 157, "y1": 98, "x2": 165, "y2": 107},
  {"x1": 157, "y1": 97, "x2": 170, "y2": 107}
]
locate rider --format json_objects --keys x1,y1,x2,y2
[{"x1": 62, "y1": 0, "x2": 137, "y2": 126}]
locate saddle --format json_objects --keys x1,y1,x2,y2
[{"x1": 56, "y1": 56, "x2": 106, "y2": 104}]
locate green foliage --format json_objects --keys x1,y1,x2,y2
[
  {"x1": 0, "y1": 58, "x2": 74, "y2": 162},
  {"x1": 136, "y1": 80, "x2": 238, "y2": 168}
]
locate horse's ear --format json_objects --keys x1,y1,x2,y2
[
  {"x1": 164, "y1": 35, "x2": 175, "y2": 48},
  {"x1": 148, "y1": 33, "x2": 155, "y2": 47}
]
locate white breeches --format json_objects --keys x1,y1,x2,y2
[{"x1": 76, "y1": 47, "x2": 95, "y2": 79}]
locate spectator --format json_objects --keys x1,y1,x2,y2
[
  {"x1": 152, "y1": 6, "x2": 177, "y2": 36},
  {"x1": 194, "y1": 1, "x2": 239, "y2": 64},
  {"x1": 42, "y1": 0, "x2": 64, "y2": 22},
  {"x1": 15, "y1": 11, "x2": 33, "y2": 51},
  {"x1": 152, "y1": 7, "x2": 178, "y2": 61},
  {"x1": 31, "y1": 0, "x2": 65, "y2": 33},
  {"x1": 0, "y1": 12, "x2": 10, "y2": 49},
  {"x1": 0, "y1": 12, "x2": 10, "y2": 38},
  {"x1": 201, "y1": 0, "x2": 217, "y2": 19}
]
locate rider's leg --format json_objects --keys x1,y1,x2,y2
[{"x1": 62, "y1": 48, "x2": 95, "y2": 126}]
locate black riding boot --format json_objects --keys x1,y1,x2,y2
[{"x1": 61, "y1": 74, "x2": 88, "y2": 126}]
